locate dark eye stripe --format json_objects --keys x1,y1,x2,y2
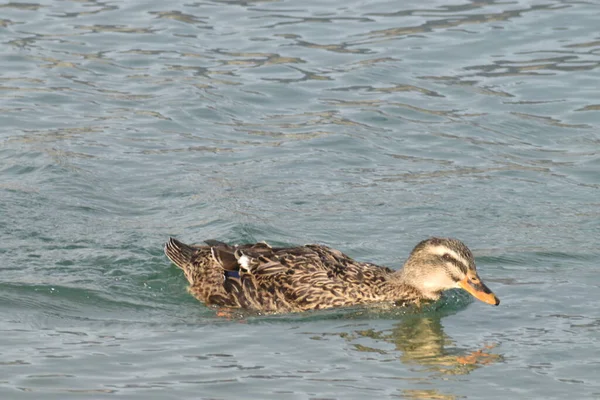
[{"x1": 442, "y1": 253, "x2": 468, "y2": 274}]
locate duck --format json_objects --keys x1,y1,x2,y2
[{"x1": 164, "y1": 237, "x2": 499, "y2": 313}]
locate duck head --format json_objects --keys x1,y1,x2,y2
[{"x1": 399, "y1": 237, "x2": 500, "y2": 305}]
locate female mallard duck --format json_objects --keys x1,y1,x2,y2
[{"x1": 164, "y1": 237, "x2": 499, "y2": 313}]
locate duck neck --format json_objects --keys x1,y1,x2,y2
[{"x1": 387, "y1": 265, "x2": 441, "y2": 301}]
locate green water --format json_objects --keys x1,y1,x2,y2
[{"x1": 1, "y1": 0, "x2": 599, "y2": 398}]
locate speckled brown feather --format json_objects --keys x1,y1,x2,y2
[{"x1": 165, "y1": 237, "x2": 425, "y2": 313}]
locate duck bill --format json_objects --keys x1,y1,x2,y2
[{"x1": 458, "y1": 276, "x2": 500, "y2": 306}]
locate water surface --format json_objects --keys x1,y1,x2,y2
[{"x1": 1, "y1": 0, "x2": 600, "y2": 398}]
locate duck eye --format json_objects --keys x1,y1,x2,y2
[{"x1": 442, "y1": 253, "x2": 453, "y2": 261}]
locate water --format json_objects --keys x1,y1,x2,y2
[{"x1": 1, "y1": 0, "x2": 599, "y2": 398}]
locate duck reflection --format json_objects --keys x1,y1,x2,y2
[{"x1": 349, "y1": 314, "x2": 502, "y2": 376}]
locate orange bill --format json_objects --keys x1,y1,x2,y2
[{"x1": 458, "y1": 276, "x2": 500, "y2": 306}]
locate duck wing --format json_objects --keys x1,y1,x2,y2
[{"x1": 226, "y1": 243, "x2": 394, "y2": 311}]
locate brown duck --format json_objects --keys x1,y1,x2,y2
[{"x1": 164, "y1": 237, "x2": 499, "y2": 313}]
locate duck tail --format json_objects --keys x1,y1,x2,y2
[{"x1": 164, "y1": 237, "x2": 196, "y2": 269}]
